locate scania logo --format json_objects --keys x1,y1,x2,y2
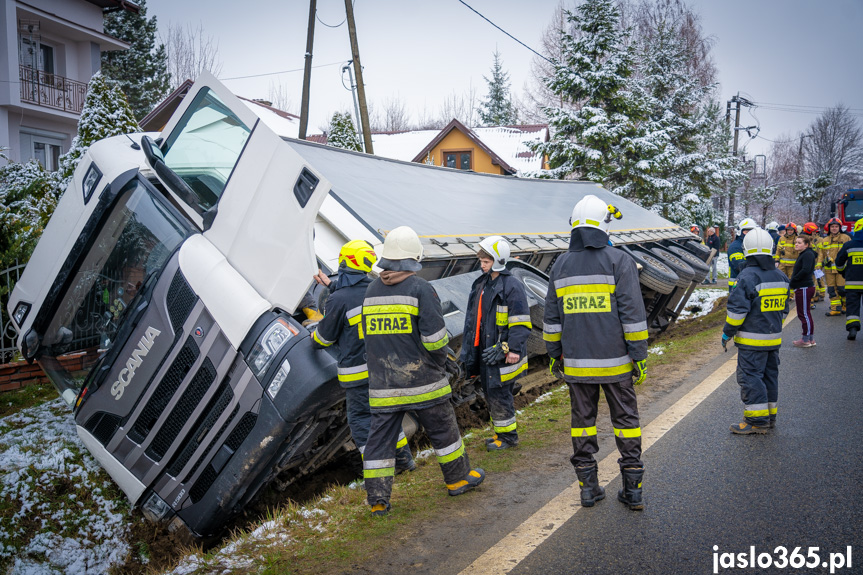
[
  {"x1": 194, "y1": 326, "x2": 204, "y2": 338},
  {"x1": 111, "y1": 326, "x2": 161, "y2": 401}
]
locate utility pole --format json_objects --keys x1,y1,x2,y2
[
  {"x1": 298, "y1": 0, "x2": 317, "y2": 140},
  {"x1": 344, "y1": 0, "x2": 373, "y2": 154},
  {"x1": 726, "y1": 93, "x2": 756, "y2": 234}
]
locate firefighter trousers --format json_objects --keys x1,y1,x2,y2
[
  {"x1": 824, "y1": 271, "x2": 846, "y2": 310},
  {"x1": 736, "y1": 348, "x2": 779, "y2": 427},
  {"x1": 480, "y1": 365, "x2": 518, "y2": 445},
  {"x1": 363, "y1": 401, "x2": 470, "y2": 506},
  {"x1": 345, "y1": 385, "x2": 409, "y2": 455},
  {"x1": 846, "y1": 290, "x2": 861, "y2": 332},
  {"x1": 568, "y1": 380, "x2": 642, "y2": 469}
]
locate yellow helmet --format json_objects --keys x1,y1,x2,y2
[
  {"x1": 854, "y1": 219, "x2": 863, "y2": 233},
  {"x1": 338, "y1": 240, "x2": 377, "y2": 273}
]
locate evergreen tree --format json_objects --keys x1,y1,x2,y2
[
  {"x1": 101, "y1": 0, "x2": 170, "y2": 119},
  {"x1": 528, "y1": 0, "x2": 639, "y2": 184},
  {"x1": 59, "y1": 72, "x2": 141, "y2": 182},
  {"x1": 327, "y1": 112, "x2": 363, "y2": 152},
  {"x1": 478, "y1": 50, "x2": 517, "y2": 126}
]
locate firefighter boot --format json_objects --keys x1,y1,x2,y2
[
  {"x1": 849, "y1": 327, "x2": 858, "y2": 341},
  {"x1": 370, "y1": 501, "x2": 390, "y2": 517},
  {"x1": 825, "y1": 303, "x2": 842, "y2": 317},
  {"x1": 617, "y1": 467, "x2": 645, "y2": 511},
  {"x1": 574, "y1": 464, "x2": 606, "y2": 507},
  {"x1": 395, "y1": 445, "x2": 417, "y2": 474},
  {"x1": 448, "y1": 468, "x2": 485, "y2": 496}
]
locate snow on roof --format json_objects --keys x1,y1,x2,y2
[
  {"x1": 238, "y1": 97, "x2": 300, "y2": 139},
  {"x1": 371, "y1": 130, "x2": 439, "y2": 162},
  {"x1": 471, "y1": 125, "x2": 549, "y2": 175}
]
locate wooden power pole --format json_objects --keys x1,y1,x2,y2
[
  {"x1": 298, "y1": 0, "x2": 317, "y2": 140},
  {"x1": 344, "y1": 0, "x2": 373, "y2": 154}
]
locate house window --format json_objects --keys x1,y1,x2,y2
[
  {"x1": 20, "y1": 38, "x2": 54, "y2": 74},
  {"x1": 33, "y1": 141, "x2": 61, "y2": 171},
  {"x1": 444, "y1": 150, "x2": 472, "y2": 170}
]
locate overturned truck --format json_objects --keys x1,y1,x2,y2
[{"x1": 8, "y1": 74, "x2": 713, "y2": 537}]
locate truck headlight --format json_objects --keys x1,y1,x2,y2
[
  {"x1": 141, "y1": 491, "x2": 172, "y2": 522},
  {"x1": 248, "y1": 318, "x2": 297, "y2": 378},
  {"x1": 82, "y1": 163, "x2": 102, "y2": 203},
  {"x1": 12, "y1": 302, "x2": 31, "y2": 327},
  {"x1": 267, "y1": 358, "x2": 291, "y2": 398}
]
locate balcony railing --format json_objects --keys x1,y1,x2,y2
[{"x1": 19, "y1": 65, "x2": 87, "y2": 114}]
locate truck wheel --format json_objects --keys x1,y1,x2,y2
[
  {"x1": 665, "y1": 245, "x2": 710, "y2": 282},
  {"x1": 509, "y1": 267, "x2": 551, "y2": 357},
  {"x1": 649, "y1": 247, "x2": 696, "y2": 288},
  {"x1": 680, "y1": 239, "x2": 712, "y2": 261},
  {"x1": 622, "y1": 247, "x2": 679, "y2": 295}
]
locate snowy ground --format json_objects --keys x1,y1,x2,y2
[
  {"x1": 715, "y1": 253, "x2": 729, "y2": 278},
  {"x1": 0, "y1": 398, "x2": 133, "y2": 574},
  {"x1": 678, "y1": 288, "x2": 727, "y2": 320}
]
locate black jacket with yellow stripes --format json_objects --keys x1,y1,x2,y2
[
  {"x1": 311, "y1": 275, "x2": 372, "y2": 389},
  {"x1": 362, "y1": 272, "x2": 451, "y2": 413},
  {"x1": 461, "y1": 269, "x2": 531, "y2": 388},
  {"x1": 543, "y1": 227, "x2": 648, "y2": 384},
  {"x1": 727, "y1": 235, "x2": 746, "y2": 282},
  {"x1": 836, "y1": 237, "x2": 863, "y2": 289},
  {"x1": 723, "y1": 256, "x2": 789, "y2": 350}
]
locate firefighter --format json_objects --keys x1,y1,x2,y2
[
  {"x1": 311, "y1": 240, "x2": 416, "y2": 475},
  {"x1": 835, "y1": 219, "x2": 863, "y2": 340},
  {"x1": 690, "y1": 225, "x2": 702, "y2": 242},
  {"x1": 722, "y1": 227, "x2": 789, "y2": 434},
  {"x1": 775, "y1": 222, "x2": 799, "y2": 280},
  {"x1": 728, "y1": 218, "x2": 757, "y2": 291},
  {"x1": 818, "y1": 217, "x2": 852, "y2": 316},
  {"x1": 543, "y1": 195, "x2": 648, "y2": 511},
  {"x1": 802, "y1": 222, "x2": 825, "y2": 304},
  {"x1": 361, "y1": 226, "x2": 484, "y2": 516},
  {"x1": 766, "y1": 221, "x2": 780, "y2": 252},
  {"x1": 461, "y1": 236, "x2": 531, "y2": 451}
]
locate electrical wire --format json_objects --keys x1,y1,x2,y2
[
  {"x1": 219, "y1": 61, "x2": 344, "y2": 81},
  {"x1": 752, "y1": 101, "x2": 863, "y2": 113},
  {"x1": 456, "y1": 0, "x2": 552, "y2": 64},
  {"x1": 316, "y1": 0, "x2": 354, "y2": 28}
]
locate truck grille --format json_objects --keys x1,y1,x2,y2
[
  {"x1": 225, "y1": 412, "x2": 258, "y2": 450},
  {"x1": 83, "y1": 412, "x2": 122, "y2": 445},
  {"x1": 188, "y1": 411, "x2": 258, "y2": 504},
  {"x1": 128, "y1": 337, "x2": 199, "y2": 444},
  {"x1": 167, "y1": 271, "x2": 197, "y2": 333},
  {"x1": 146, "y1": 357, "x2": 216, "y2": 462},
  {"x1": 166, "y1": 382, "x2": 236, "y2": 479}
]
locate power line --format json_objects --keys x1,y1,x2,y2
[
  {"x1": 753, "y1": 100, "x2": 863, "y2": 113},
  {"x1": 456, "y1": 0, "x2": 552, "y2": 64},
  {"x1": 219, "y1": 61, "x2": 344, "y2": 81},
  {"x1": 316, "y1": 0, "x2": 354, "y2": 28}
]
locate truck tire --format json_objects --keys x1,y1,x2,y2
[
  {"x1": 665, "y1": 245, "x2": 710, "y2": 282},
  {"x1": 621, "y1": 247, "x2": 679, "y2": 295},
  {"x1": 509, "y1": 267, "x2": 551, "y2": 357},
  {"x1": 649, "y1": 247, "x2": 695, "y2": 288},
  {"x1": 680, "y1": 239, "x2": 712, "y2": 261}
]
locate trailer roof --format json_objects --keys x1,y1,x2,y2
[{"x1": 283, "y1": 138, "x2": 690, "y2": 244}]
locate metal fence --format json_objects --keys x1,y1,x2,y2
[
  {"x1": 1, "y1": 262, "x2": 26, "y2": 363},
  {"x1": 19, "y1": 65, "x2": 87, "y2": 114}
]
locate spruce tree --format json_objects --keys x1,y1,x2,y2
[
  {"x1": 327, "y1": 112, "x2": 363, "y2": 152},
  {"x1": 101, "y1": 0, "x2": 170, "y2": 119},
  {"x1": 529, "y1": 0, "x2": 639, "y2": 184},
  {"x1": 478, "y1": 50, "x2": 517, "y2": 126},
  {"x1": 59, "y1": 72, "x2": 141, "y2": 182}
]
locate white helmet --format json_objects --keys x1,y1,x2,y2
[
  {"x1": 570, "y1": 194, "x2": 622, "y2": 233},
  {"x1": 743, "y1": 227, "x2": 773, "y2": 257},
  {"x1": 478, "y1": 236, "x2": 510, "y2": 272},
  {"x1": 737, "y1": 217, "x2": 757, "y2": 233},
  {"x1": 379, "y1": 226, "x2": 423, "y2": 271},
  {"x1": 766, "y1": 221, "x2": 779, "y2": 231}
]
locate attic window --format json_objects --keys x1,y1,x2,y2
[{"x1": 444, "y1": 150, "x2": 472, "y2": 171}]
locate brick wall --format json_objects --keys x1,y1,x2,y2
[{"x1": 0, "y1": 350, "x2": 100, "y2": 393}]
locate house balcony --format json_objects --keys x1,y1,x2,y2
[{"x1": 19, "y1": 65, "x2": 87, "y2": 115}]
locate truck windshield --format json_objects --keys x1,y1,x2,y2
[
  {"x1": 37, "y1": 179, "x2": 191, "y2": 401},
  {"x1": 161, "y1": 88, "x2": 252, "y2": 214},
  {"x1": 844, "y1": 199, "x2": 863, "y2": 222}
]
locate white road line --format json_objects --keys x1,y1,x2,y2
[{"x1": 460, "y1": 358, "x2": 738, "y2": 575}]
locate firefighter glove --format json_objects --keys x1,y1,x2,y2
[
  {"x1": 549, "y1": 357, "x2": 564, "y2": 379},
  {"x1": 482, "y1": 341, "x2": 509, "y2": 365},
  {"x1": 721, "y1": 333, "x2": 730, "y2": 352},
  {"x1": 633, "y1": 359, "x2": 647, "y2": 385}
]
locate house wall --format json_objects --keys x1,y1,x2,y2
[{"x1": 429, "y1": 130, "x2": 506, "y2": 176}]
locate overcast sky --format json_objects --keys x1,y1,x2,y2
[{"x1": 145, "y1": 0, "x2": 863, "y2": 159}]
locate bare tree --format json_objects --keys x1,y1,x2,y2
[
  {"x1": 436, "y1": 84, "x2": 480, "y2": 127},
  {"x1": 266, "y1": 81, "x2": 295, "y2": 113},
  {"x1": 163, "y1": 22, "x2": 223, "y2": 89},
  {"x1": 369, "y1": 96, "x2": 412, "y2": 132},
  {"x1": 521, "y1": 1, "x2": 572, "y2": 124}
]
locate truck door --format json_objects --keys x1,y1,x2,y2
[{"x1": 158, "y1": 71, "x2": 331, "y2": 314}]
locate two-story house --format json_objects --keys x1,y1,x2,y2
[{"x1": 0, "y1": 0, "x2": 137, "y2": 168}]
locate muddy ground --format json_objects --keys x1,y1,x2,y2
[{"x1": 117, "y1": 299, "x2": 728, "y2": 574}]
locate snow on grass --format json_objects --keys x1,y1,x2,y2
[
  {"x1": 678, "y1": 289, "x2": 726, "y2": 320},
  {"x1": 648, "y1": 344, "x2": 666, "y2": 355},
  {"x1": 0, "y1": 397, "x2": 133, "y2": 574},
  {"x1": 715, "y1": 253, "x2": 729, "y2": 278}
]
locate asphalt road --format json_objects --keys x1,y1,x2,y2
[{"x1": 509, "y1": 309, "x2": 863, "y2": 575}]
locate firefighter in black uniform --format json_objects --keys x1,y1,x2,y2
[
  {"x1": 728, "y1": 218, "x2": 757, "y2": 291},
  {"x1": 461, "y1": 236, "x2": 531, "y2": 451},
  {"x1": 722, "y1": 227, "x2": 789, "y2": 433},
  {"x1": 543, "y1": 195, "x2": 649, "y2": 511},
  {"x1": 311, "y1": 240, "x2": 416, "y2": 473},
  {"x1": 836, "y1": 219, "x2": 863, "y2": 340},
  {"x1": 361, "y1": 226, "x2": 484, "y2": 516}
]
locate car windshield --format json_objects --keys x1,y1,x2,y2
[
  {"x1": 844, "y1": 199, "x2": 863, "y2": 222},
  {"x1": 37, "y1": 179, "x2": 191, "y2": 403},
  {"x1": 161, "y1": 88, "x2": 252, "y2": 215}
]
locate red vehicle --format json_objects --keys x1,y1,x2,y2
[{"x1": 834, "y1": 189, "x2": 863, "y2": 232}]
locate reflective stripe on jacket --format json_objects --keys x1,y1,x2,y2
[
  {"x1": 836, "y1": 239, "x2": 863, "y2": 289},
  {"x1": 362, "y1": 274, "x2": 451, "y2": 412},
  {"x1": 775, "y1": 234, "x2": 798, "y2": 265},
  {"x1": 818, "y1": 233, "x2": 851, "y2": 272},
  {"x1": 727, "y1": 236, "x2": 746, "y2": 280},
  {"x1": 312, "y1": 276, "x2": 372, "y2": 388},
  {"x1": 543, "y1": 228, "x2": 648, "y2": 384},
  {"x1": 723, "y1": 259, "x2": 789, "y2": 350},
  {"x1": 461, "y1": 269, "x2": 531, "y2": 387}
]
